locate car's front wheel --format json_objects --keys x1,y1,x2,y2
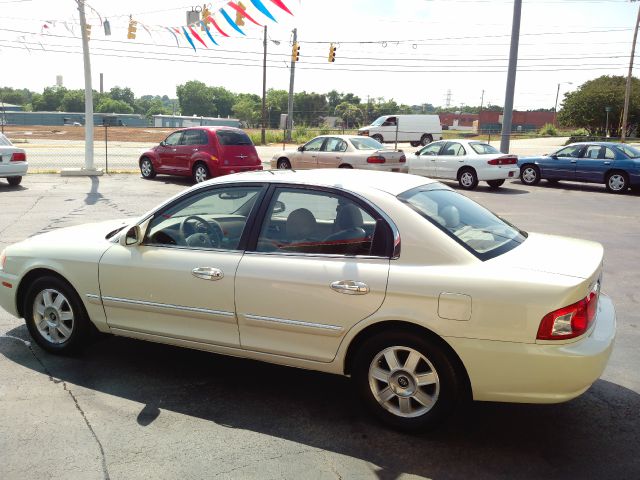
[
  {"x1": 420, "y1": 134, "x2": 433, "y2": 146},
  {"x1": 606, "y1": 171, "x2": 629, "y2": 193},
  {"x1": 520, "y1": 164, "x2": 540, "y2": 186},
  {"x1": 7, "y1": 176, "x2": 22, "y2": 186},
  {"x1": 277, "y1": 158, "x2": 291, "y2": 169},
  {"x1": 410, "y1": 141, "x2": 420, "y2": 147},
  {"x1": 140, "y1": 157, "x2": 156, "y2": 179},
  {"x1": 24, "y1": 276, "x2": 92, "y2": 354},
  {"x1": 352, "y1": 331, "x2": 461, "y2": 431},
  {"x1": 371, "y1": 134, "x2": 384, "y2": 143}
]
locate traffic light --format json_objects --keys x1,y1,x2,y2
[
  {"x1": 235, "y1": 1, "x2": 246, "y2": 26},
  {"x1": 201, "y1": 6, "x2": 211, "y2": 30},
  {"x1": 127, "y1": 17, "x2": 137, "y2": 39},
  {"x1": 328, "y1": 43, "x2": 336, "y2": 62},
  {"x1": 103, "y1": 19, "x2": 111, "y2": 36},
  {"x1": 291, "y1": 41, "x2": 300, "y2": 62}
]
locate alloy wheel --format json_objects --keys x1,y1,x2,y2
[
  {"x1": 33, "y1": 289, "x2": 74, "y2": 344},
  {"x1": 522, "y1": 167, "x2": 538, "y2": 184},
  {"x1": 608, "y1": 174, "x2": 626, "y2": 192},
  {"x1": 460, "y1": 172, "x2": 475, "y2": 188}
]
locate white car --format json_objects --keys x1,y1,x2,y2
[
  {"x1": 409, "y1": 139, "x2": 519, "y2": 190},
  {"x1": 271, "y1": 135, "x2": 408, "y2": 173},
  {"x1": 0, "y1": 133, "x2": 27, "y2": 186},
  {"x1": 0, "y1": 170, "x2": 615, "y2": 431}
]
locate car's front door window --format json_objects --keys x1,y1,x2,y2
[
  {"x1": 145, "y1": 186, "x2": 263, "y2": 250},
  {"x1": 304, "y1": 137, "x2": 324, "y2": 152},
  {"x1": 419, "y1": 142, "x2": 444, "y2": 156},
  {"x1": 555, "y1": 145, "x2": 583, "y2": 158},
  {"x1": 164, "y1": 131, "x2": 182, "y2": 146}
]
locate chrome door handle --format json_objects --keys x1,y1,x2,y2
[
  {"x1": 570, "y1": 160, "x2": 577, "y2": 163},
  {"x1": 330, "y1": 280, "x2": 369, "y2": 295},
  {"x1": 192, "y1": 267, "x2": 224, "y2": 281},
  {"x1": 604, "y1": 161, "x2": 611, "y2": 165}
]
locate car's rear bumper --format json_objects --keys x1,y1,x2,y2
[
  {"x1": 214, "y1": 165, "x2": 263, "y2": 176},
  {"x1": 358, "y1": 164, "x2": 409, "y2": 173},
  {"x1": 0, "y1": 162, "x2": 28, "y2": 177},
  {"x1": 476, "y1": 166, "x2": 519, "y2": 181},
  {"x1": 447, "y1": 293, "x2": 616, "y2": 403}
]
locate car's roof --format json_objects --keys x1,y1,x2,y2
[
  {"x1": 203, "y1": 169, "x2": 438, "y2": 196},
  {"x1": 570, "y1": 142, "x2": 624, "y2": 147},
  {"x1": 309, "y1": 135, "x2": 379, "y2": 141}
]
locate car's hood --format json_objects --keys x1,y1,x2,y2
[
  {"x1": 23, "y1": 218, "x2": 132, "y2": 246},
  {"x1": 489, "y1": 232, "x2": 603, "y2": 280}
]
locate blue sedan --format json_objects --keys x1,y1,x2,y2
[{"x1": 518, "y1": 142, "x2": 640, "y2": 193}]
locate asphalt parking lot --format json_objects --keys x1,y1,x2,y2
[{"x1": 1, "y1": 173, "x2": 639, "y2": 480}]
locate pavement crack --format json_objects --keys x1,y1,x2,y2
[{"x1": 0, "y1": 195, "x2": 45, "y2": 237}]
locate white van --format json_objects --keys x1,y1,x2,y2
[{"x1": 358, "y1": 114, "x2": 443, "y2": 147}]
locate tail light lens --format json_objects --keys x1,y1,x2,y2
[
  {"x1": 11, "y1": 152, "x2": 26, "y2": 162},
  {"x1": 367, "y1": 155, "x2": 386, "y2": 164},
  {"x1": 487, "y1": 155, "x2": 517, "y2": 165},
  {"x1": 536, "y1": 286, "x2": 599, "y2": 340},
  {"x1": 399, "y1": 154, "x2": 406, "y2": 163}
]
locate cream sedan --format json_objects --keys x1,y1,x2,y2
[
  {"x1": 271, "y1": 135, "x2": 408, "y2": 172},
  {"x1": 0, "y1": 170, "x2": 615, "y2": 431}
]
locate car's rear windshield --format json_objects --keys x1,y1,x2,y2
[
  {"x1": 469, "y1": 142, "x2": 500, "y2": 155},
  {"x1": 217, "y1": 130, "x2": 253, "y2": 146},
  {"x1": 351, "y1": 137, "x2": 383, "y2": 150},
  {"x1": 398, "y1": 185, "x2": 527, "y2": 260},
  {"x1": 617, "y1": 144, "x2": 640, "y2": 158}
]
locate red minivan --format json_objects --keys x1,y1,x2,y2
[{"x1": 139, "y1": 127, "x2": 263, "y2": 183}]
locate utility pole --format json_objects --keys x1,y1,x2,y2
[
  {"x1": 500, "y1": 0, "x2": 522, "y2": 153},
  {"x1": 621, "y1": 2, "x2": 640, "y2": 141},
  {"x1": 261, "y1": 25, "x2": 267, "y2": 145},
  {"x1": 478, "y1": 89, "x2": 484, "y2": 133},
  {"x1": 286, "y1": 28, "x2": 297, "y2": 142}
]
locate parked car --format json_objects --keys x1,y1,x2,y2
[
  {"x1": 358, "y1": 114, "x2": 443, "y2": 147},
  {"x1": 0, "y1": 133, "x2": 27, "y2": 186},
  {"x1": 0, "y1": 170, "x2": 615, "y2": 431},
  {"x1": 518, "y1": 142, "x2": 640, "y2": 193},
  {"x1": 271, "y1": 135, "x2": 407, "y2": 172},
  {"x1": 409, "y1": 139, "x2": 519, "y2": 190},
  {"x1": 139, "y1": 126, "x2": 262, "y2": 184}
]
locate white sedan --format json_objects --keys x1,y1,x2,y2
[
  {"x1": 271, "y1": 135, "x2": 408, "y2": 172},
  {"x1": 0, "y1": 170, "x2": 615, "y2": 431},
  {"x1": 0, "y1": 133, "x2": 28, "y2": 186},
  {"x1": 409, "y1": 139, "x2": 519, "y2": 190}
]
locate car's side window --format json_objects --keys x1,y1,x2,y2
[
  {"x1": 181, "y1": 130, "x2": 206, "y2": 146},
  {"x1": 419, "y1": 142, "x2": 443, "y2": 156},
  {"x1": 144, "y1": 186, "x2": 263, "y2": 250},
  {"x1": 603, "y1": 147, "x2": 615, "y2": 159},
  {"x1": 556, "y1": 145, "x2": 583, "y2": 158},
  {"x1": 255, "y1": 188, "x2": 377, "y2": 256},
  {"x1": 323, "y1": 138, "x2": 347, "y2": 152},
  {"x1": 164, "y1": 132, "x2": 182, "y2": 146},
  {"x1": 446, "y1": 142, "x2": 466, "y2": 156},
  {"x1": 583, "y1": 146, "x2": 601, "y2": 159},
  {"x1": 304, "y1": 137, "x2": 325, "y2": 152},
  {"x1": 382, "y1": 117, "x2": 397, "y2": 127}
]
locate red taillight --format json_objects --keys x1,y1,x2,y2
[
  {"x1": 11, "y1": 152, "x2": 26, "y2": 162},
  {"x1": 487, "y1": 155, "x2": 517, "y2": 165},
  {"x1": 536, "y1": 289, "x2": 599, "y2": 340},
  {"x1": 367, "y1": 155, "x2": 386, "y2": 164},
  {"x1": 399, "y1": 154, "x2": 406, "y2": 163}
]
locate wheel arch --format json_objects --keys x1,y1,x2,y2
[
  {"x1": 342, "y1": 320, "x2": 472, "y2": 400},
  {"x1": 605, "y1": 168, "x2": 629, "y2": 181},
  {"x1": 138, "y1": 153, "x2": 156, "y2": 166},
  {"x1": 16, "y1": 268, "x2": 76, "y2": 318},
  {"x1": 456, "y1": 165, "x2": 477, "y2": 180}
]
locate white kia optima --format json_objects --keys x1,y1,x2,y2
[{"x1": 0, "y1": 169, "x2": 615, "y2": 431}]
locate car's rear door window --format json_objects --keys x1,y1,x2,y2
[
  {"x1": 181, "y1": 129, "x2": 207, "y2": 146},
  {"x1": 323, "y1": 138, "x2": 347, "y2": 152}
]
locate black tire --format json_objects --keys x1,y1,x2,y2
[
  {"x1": 410, "y1": 141, "x2": 420, "y2": 147},
  {"x1": 520, "y1": 164, "x2": 540, "y2": 186},
  {"x1": 192, "y1": 163, "x2": 210, "y2": 184},
  {"x1": 420, "y1": 134, "x2": 433, "y2": 146},
  {"x1": 486, "y1": 179, "x2": 505, "y2": 189},
  {"x1": 7, "y1": 176, "x2": 22, "y2": 186},
  {"x1": 352, "y1": 331, "x2": 462, "y2": 432},
  {"x1": 458, "y1": 167, "x2": 479, "y2": 190},
  {"x1": 338, "y1": 164, "x2": 353, "y2": 169},
  {"x1": 277, "y1": 158, "x2": 291, "y2": 169},
  {"x1": 371, "y1": 134, "x2": 384, "y2": 143},
  {"x1": 605, "y1": 171, "x2": 629, "y2": 193},
  {"x1": 139, "y1": 157, "x2": 156, "y2": 179},
  {"x1": 23, "y1": 276, "x2": 92, "y2": 355}
]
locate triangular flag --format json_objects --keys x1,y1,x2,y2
[
  {"x1": 228, "y1": 2, "x2": 262, "y2": 26},
  {"x1": 189, "y1": 25, "x2": 208, "y2": 48},
  {"x1": 250, "y1": 0, "x2": 276, "y2": 22},
  {"x1": 181, "y1": 26, "x2": 197, "y2": 51},
  {"x1": 220, "y1": 8, "x2": 246, "y2": 35},
  {"x1": 208, "y1": 15, "x2": 230, "y2": 37},
  {"x1": 200, "y1": 20, "x2": 219, "y2": 46},
  {"x1": 270, "y1": 0, "x2": 293, "y2": 16}
]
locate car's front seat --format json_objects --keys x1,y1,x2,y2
[{"x1": 325, "y1": 204, "x2": 366, "y2": 241}]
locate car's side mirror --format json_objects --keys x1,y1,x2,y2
[
  {"x1": 415, "y1": 151, "x2": 421, "y2": 156},
  {"x1": 550, "y1": 154, "x2": 558, "y2": 159},
  {"x1": 159, "y1": 141, "x2": 166, "y2": 147},
  {"x1": 272, "y1": 200, "x2": 286, "y2": 214},
  {"x1": 297, "y1": 145, "x2": 304, "y2": 152},
  {"x1": 119, "y1": 225, "x2": 142, "y2": 247}
]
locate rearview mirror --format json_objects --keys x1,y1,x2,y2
[
  {"x1": 273, "y1": 200, "x2": 286, "y2": 214},
  {"x1": 119, "y1": 225, "x2": 142, "y2": 247}
]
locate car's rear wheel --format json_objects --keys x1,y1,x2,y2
[
  {"x1": 520, "y1": 164, "x2": 540, "y2": 186},
  {"x1": 486, "y1": 179, "x2": 505, "y2": 189},
  {"x1": 372, "y1": 134, "x2": 384, "y2": 143},
  {"x1": 606, "y1": 171, "x2": 629, "y2": 193},
  {"x1": 24, "y1": 276, "x2": 91, "y2": 355},
  {"x1": 410, "y1": 141, "x2": 420, "y2": 147},
  {"x1": 192, "y1": 163, "x2": 209, "y2": 183},
  {"x1": 140, "y1": 157, "x2": 156, "y2": 179},
  {"x1": 277, "y1": 158, "x2": 291, "y2": 169},
  {"x1": 7, "y1": 176, "x2": 22, "y2": 186},
  {"x1": 352, "y1": 331, "x2": 461, "y2": 431},
  {"x1": 458, "y1": 168, "x2": 478, "y2": 190},
  {"x1": 338, "y1": 164, "x2": 353, "y2": 169},
  {"x1": 420, "y1": 134, "x2": 433, "y2": 146}
]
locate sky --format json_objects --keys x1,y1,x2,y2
[{"x1": 0, "y1": 0, "x2": 639, "y2": 111}]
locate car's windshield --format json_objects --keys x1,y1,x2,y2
[
  {"x1": 370, "y1": 116, "x2": 388, "y2": 127},
  {"x1": 469, "y1": 142, "x2": 500, "y2": 155},
  {"x1": 162, "y1": 189, "x2": 259, "y2": 219},
  {"x1": 351, "y1": 137, "x2": 384, "y2": 150},
  {"x1": 617, "y1": 143, "x2": 640, "y2": 158},
  {"x1": 398, "y1": 186, "x2": 526, "y2": 260},
  {"x1": 0, "y1": 133, "x2": 12, "y2": 146}
]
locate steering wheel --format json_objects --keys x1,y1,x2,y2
[{"x1": 179, "y1": 215, "x2": 223, "y2": 248}]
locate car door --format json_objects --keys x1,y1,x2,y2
[
  {"x1": 157, "y1": 131, "x2": 183, "y2": 172},
  {"x1": 317, "y1": 137, "x2": 347, "y2": 168},
  {"x1": 575, "y1": 145, "x2": 614, "y2": 183},
  {"x1": 98, "y1": 184, "x2": 266, "y2": 347},
  {"x1": 176, "y1": 129, "x2": 205, "y2": 174},
  {"x1": 542, "y1": 144, "x2": 584, "y2": 180},
  {"x1": 296, "y1": 137, "x2": 325, "y2": 169},
  {"x1": 411, "y1": 141, "x2": 445, "y2": 176},
  {"x1": 435, "y1": 141, "x2": 467, "y2": 180},
  {"x1": 235, "y1": 185, "x2": 392, "y2": 362}
]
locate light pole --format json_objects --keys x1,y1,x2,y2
[
  {"x1": 554, "y1": 82, "x2": 572, "y2": 126},
  {"x1": 605, "y1": 106, "x2": 611, "y2": 137}
]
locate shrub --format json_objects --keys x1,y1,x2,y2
[{"x1": 538, "y1": 123, "x2": 559, "y2": 136}]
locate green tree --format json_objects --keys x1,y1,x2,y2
[
  {"x1": 109, "y1": 86, "x2": 135, "y2": 108},
  {"x1": 32, "y1": 86, "x2": 67, "y2": 111},
  {"x1": 0, "y1": 87, "x2": 33, "y2": 106},
  {"x1": 96, "y1": 98, "x2": 134, "y2": 114},
  {"x1": 558, "y1": 75, "x2": 640, "y2": 136},
  {"x1": 60, "y1": 90, "x2": 86, "y2": 112},
  {"x1": 335, "y1": 102, "x2": 363, "y2": 128},
  {"x1": 233, "y1": 97, "x2": 260, "y2": 126},
  {"x1": 211, "y1": 86, "x2": 236, "y2": 118},
  {"x1": 266, "y1": 89, "x2": 288, "y2": 127},
  {"x1": 293, "y1": 91, "x2": 327, "y2": 126},
  {"x1": 176, "y1": 80, "x2": 216, "y2": 116}
]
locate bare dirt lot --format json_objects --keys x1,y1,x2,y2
[{"x1": 3, "y1": 125, "x2": 176, "y2": 143}]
